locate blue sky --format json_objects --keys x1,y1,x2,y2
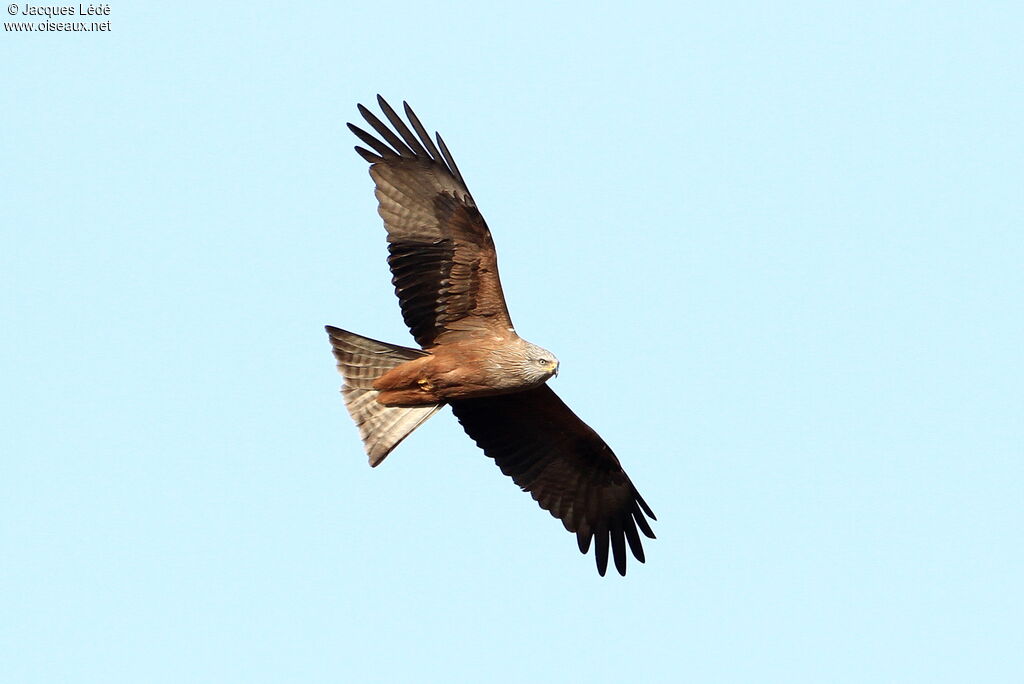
[{"x1": 3, "y1": 2, "x2": 1022, "y2": 682}]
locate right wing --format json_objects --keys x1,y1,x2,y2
[{"x1": 349, "y1": 96, "x2": 515, "y2": 348}]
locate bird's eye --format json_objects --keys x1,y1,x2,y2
[{"x1": 537, "y1": 358, "x2": 549, "y2": 366}]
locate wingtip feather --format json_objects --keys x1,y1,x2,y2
[{"x1": 594, "y1": 524, "x2": 610, "y2": 577}]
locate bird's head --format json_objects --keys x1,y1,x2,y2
[{"x1": 520, "y1": 341, "x2": 560, "y2": 384}]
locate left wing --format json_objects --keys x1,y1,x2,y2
[{"x1": 449, "y1": 385, "x2": 656, "y2": 576}]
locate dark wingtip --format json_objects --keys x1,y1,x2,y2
[
  {"x1": 594, "y1": 526, "x2": 610, "y2": 576},
  {"x1": 577, "y1": 530, "x2": 591, "y2": 554},
  {"x1": 636, "y1": 492, "x2": 656, "y2": 520},
  {"x1": 624, "y1": 517, "x2": 645, "y2": 563},
  {"x1": 611, "y1": 519, "x2": 627, "y2": 576},
  {"x1": 633, "y1": 501, "x2": 657, "y2": 539},
  {"x1": 354, "y1": 146, "x2": 383, "y2": 164}
]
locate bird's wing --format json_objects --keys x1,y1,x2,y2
[
  {"x1": 449, "y1": 385, "x2": 656, "y2": 576},
  {"x1": 349, "y1": 96, "x2": 514, "y2": 349}
]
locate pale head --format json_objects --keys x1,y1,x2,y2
[{"x1": 515, "y1": 339, "x2": 560, "y2": 384}]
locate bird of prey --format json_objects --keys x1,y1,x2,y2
[{"x1": 326, "y1": 96, "x2": 656, "y2": 575}]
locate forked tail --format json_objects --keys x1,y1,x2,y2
[{"x1": 325, "y1": 326, "x2": 442, "y2": 466}]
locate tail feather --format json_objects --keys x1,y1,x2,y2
[{"x1": 325, "y1": 326, "x2": 441, "y2": 466}]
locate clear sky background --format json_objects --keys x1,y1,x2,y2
[{"x1": 3, "y1": 2, "x2": 1022, "y2": 682}]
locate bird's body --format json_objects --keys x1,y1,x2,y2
[
  {"x1": 373, "y1": 333, "x2": 557, "y2": 405},
  {"x1": 326, "y1": 97, "x2": 656, "y2": 575}
]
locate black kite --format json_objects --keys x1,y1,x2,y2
[{"x1": 326, "y1": 97, "x2": 656, "y2": 575}]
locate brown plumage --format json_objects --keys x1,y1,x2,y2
[{"x1": 326, "y1": 96, "x2": 655, "y2": 576}]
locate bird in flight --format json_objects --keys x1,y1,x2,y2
[{"x1": 326, "y1": 96, "x2": 656, "y2": 575}]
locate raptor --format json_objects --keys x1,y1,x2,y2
[{"x1": 326, "y1": 97, "x2": 656, "y2": 575}]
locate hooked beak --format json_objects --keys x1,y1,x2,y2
[{"x1": 552, "y1": 361, "x2": 560, "y2": 378}]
